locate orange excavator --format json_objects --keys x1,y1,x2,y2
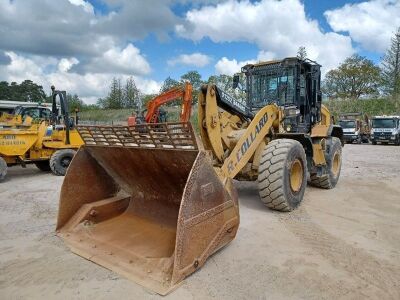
[{"x1": 128, "y1": 82, "x2": 192, "y2": 125}]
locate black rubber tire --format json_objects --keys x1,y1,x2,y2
[
  {"x1": 310, "y1": 137, "x2": 342, "y2": 189},
  {"x1": 372, "y1": 141, "x2": 377, "y2": 145},
  {"x1": 34, "y1": 160, "x2": 51, "y2": 172},
  {"x1": 50, "y1": 149, "x2": 76, "y2": 176},
  {"x1": 0, "y1": 157, "x2": 7, "y2": 181},
  {"x1": 258, "y1": 139, "x2": 307, "y2": 212}
]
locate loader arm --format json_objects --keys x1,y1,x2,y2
[
  {"x1": 145, "y1": 82, "x2": 192, "y2": 123},
  {"x1": 199, "y1": 84, "x2": 279, "y2": 179},
  {"x1": 221, "y1": 105, "x2": 278, "y2": 179}
]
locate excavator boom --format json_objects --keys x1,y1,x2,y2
[{"x1": 145, "y1": 82, "x2": 192, "y2": 123}]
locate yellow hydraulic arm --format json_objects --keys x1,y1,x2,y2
[
  {"x1": 221, "y1": 105, "x2": 278, "y2": 178},
  {"x1": 199, "y1": 84, "x2": 279, "y2": 180}
]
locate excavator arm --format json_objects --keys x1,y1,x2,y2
[{"x1": 145, "y1": 82, "x2": 192, "y2": 123}]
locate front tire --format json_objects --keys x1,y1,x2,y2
[
  {"x1": 0, "y1": 157, "x2": 7, "y2": 181},
  {"x1": 258, "y1": 139, "x2": 307, "y2": 212},
  {"x1": 310, "y1": 137, "x2": 342, "y2": 189},
  {"x1": 50, "y1": 149, "x2": 76, "y2": 176}
]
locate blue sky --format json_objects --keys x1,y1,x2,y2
[{"x1": 0, "y1": 0, "x2": 399, "y2": 103}]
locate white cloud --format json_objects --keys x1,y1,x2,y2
[
  {"x1": 67, "y1": 0, "x2": 94, "y2": 14},
  {"x1": 82, "y1": 44, "x2": 151, "y2": 75},
  {"x1": 177, "y1": 0, "x2": 354, "y2": 72},
  {"x1": 214, "y1": 51, "x2": 278, "y2": 75},
  {"x1": 325, "y1": 0, "x2": 400, "y2": 52},
  {"x1": 0, "y1": 52, "x2": 161, "y2": 104},
  {"x1": 167, "y1": 52, "x2": 211, "y2": 67},
  {"x1": 58, "y1": 57, "x2": 79, "y2": 72}
]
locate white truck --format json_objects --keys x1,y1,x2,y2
[{"x1": 370, "y1": 115, "x2": 400, "y2": 145}]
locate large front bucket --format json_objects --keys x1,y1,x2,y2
[{"x1": 56, "y1": 123, "x2": 239, "y2": 295}]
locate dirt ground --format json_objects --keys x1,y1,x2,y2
[{"x1": 1, "y1": 144, "x2": 400, "y2": 299}]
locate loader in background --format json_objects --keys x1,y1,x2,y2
[
  {"x1": 0, "y1": 87, "x2": 83, "y2": 180},
  {"x1": 57, "y1": 57, "x2": 343, "y2": 294}
]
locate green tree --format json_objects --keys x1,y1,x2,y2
[
  {"x1": 124, "y1": 77, "x2": 140, "y2": 109},
  {"x1": 67, "y1": 94, "x2": 84, "y2": 112},
  {"x1": 160, "y1": 76, "x2": 180, "y2": 93},
  {"x1": 98, "y1": 78, "x2": 124, "y2": 109},
  {"x1": 322, "y1": 55, "x2": 381, "y2": 99},
  {"x1": 0, "y1": 80, "x2": 46, "y2": 101},
  {"x1": 297, "y1": 46, "x2": 307, "y2": 60},
  {"x1": 381, "y1": 27, "x2": 400, "y2": 97},
  {"x1": 18, "y1": 80, "x2": 46, "y2": 101},
  {"x1": 181, "y1": 71, "x2": 203, "y2": 90},
  {"x1": 181, "y1": 71, "x2": 204, "y2": 104},
  {"x1": 0, "y1": 81, "x2": 11, "y2": 99}
]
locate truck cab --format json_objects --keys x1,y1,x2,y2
[
  {"x1": 338, "y1": 113, "x2": 370, "y2": 144},
  {"x1": 370, "y1": 116, "x2": 400, "y2": 145}
]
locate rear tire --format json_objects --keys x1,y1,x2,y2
[
  {"x1": 372, "y1": 141, "x2": 377, "y2": 145},
  {"x1": 258, "y1": 139, "x2": 307, "y2": 212},
  {"x1": 0, "y1": 157, "x2": 7, "y2": 181},
  {"x1": 34, "y1": 160, "x2": 51, "y2": 172},
  {"x1": 50, "y1": 149, "x2": 76, "y2": 176},
  {"x1": 310, "y1": 137, "x2": 342, "y2": 189}
]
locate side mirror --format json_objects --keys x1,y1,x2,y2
[{"x1": 232, "y1": 74, "x2": 240, "y2": 89}]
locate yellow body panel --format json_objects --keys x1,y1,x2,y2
[
  {"x1": 0, "y1": 128, "x2": 39, "y2": 156},
  {"x1": 0, "y1": 120, "x2": 83, "y2": 163},
  {"x1": 204, "y1": 85, "x2": 224, "y2": 161},
  {"x1": 321, "y1": 104, "x2": 331, "y2": 126},
  {"x1": 311, "y1": 124, "x2": 330, "y2": 137},
  {"x1": 311, "y1": 143, "x2": 327, "y2": 166}
]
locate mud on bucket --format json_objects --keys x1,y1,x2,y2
[{"x1": 56, "y1": 123, "x2": 239, "y2": 295}]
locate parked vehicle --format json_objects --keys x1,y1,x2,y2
[
  {"x1": 370, "y1": 115, "x2": 400, "y2": 145},
  {"x1": 338, "y1": 113, "x2": 370, "y2": 144}
]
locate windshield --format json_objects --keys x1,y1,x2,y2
[
  {"x1": 372, "y1": 119, "x2": 396, "y2": 128},
  {"x1": 250, "y1": 67, "x2": 295, "y2": 108},
  {"x1": 339, "y1": 120, "x2": 356, "y2": 129}
]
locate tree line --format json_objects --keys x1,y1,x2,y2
[{"x1": 322, "y1": 27, "x2": 400, "y2": 99}]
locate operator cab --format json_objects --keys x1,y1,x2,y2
[{"x1": 236, "y1": 57, "x2": 322, "y2": 133}]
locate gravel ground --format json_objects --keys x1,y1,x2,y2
[{"x1": 0, "y1": 144, "x2": 399, "y2": 299}]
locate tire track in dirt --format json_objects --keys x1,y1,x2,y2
[{"x1": 281, "y1": 207, "x2": 400, "y2": 299}]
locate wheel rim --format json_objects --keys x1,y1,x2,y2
[
  {"x1": 289, "y1": 159, "x2": 303, "y2": 193},
  {"x1": 332, "y1": 151, "x2": 341, "y2": 177}
]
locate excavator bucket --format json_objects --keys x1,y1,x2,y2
[{"x1": 56, "y1": 122, "x2": 239, "y2": 295}]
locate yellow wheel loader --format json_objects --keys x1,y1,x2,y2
[
  {"x1": 56, "y1": 58, "x2": 343, "y2": 294},
  {"x1": 0, "y1": 87, "x2": 83, "y2": 180}
]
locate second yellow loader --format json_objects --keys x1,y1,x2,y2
[{"x1": 56, "y1": 57, "x2": 343, "y2": 294}]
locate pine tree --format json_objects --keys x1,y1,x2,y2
[
  {"x1": 381, "y1": 27, "x2": 400, "y2": 97},
  {"x1": 100, "y1": 78, "x2": 123, "y2": 109},
  {"x1": 124, "y1": 77, "x2": 140, "y2": 109}
]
